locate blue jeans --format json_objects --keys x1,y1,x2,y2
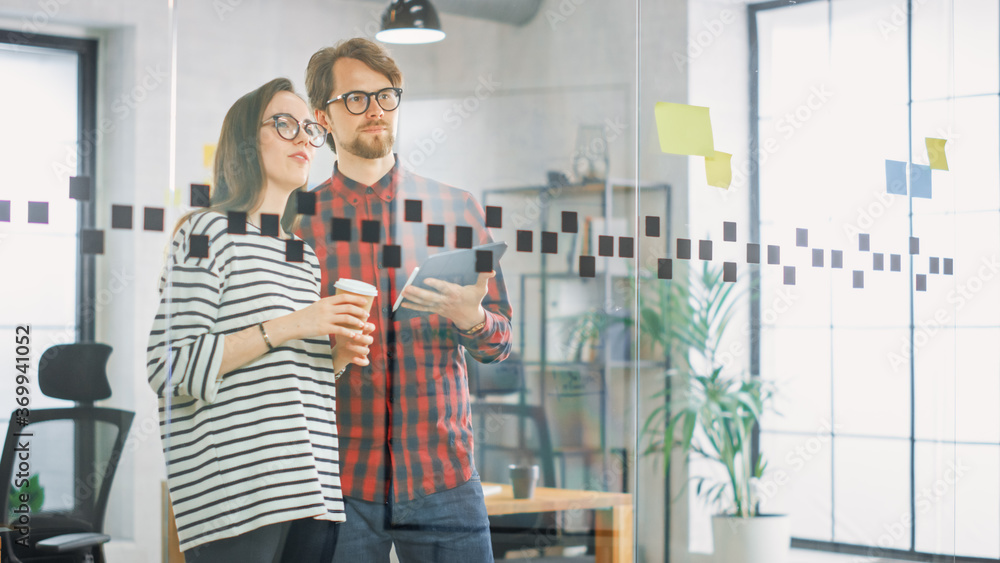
[{"x1": 330, "y1": 472, "x2": 494, "y2": 563}]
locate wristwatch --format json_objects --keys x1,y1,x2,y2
[{"x1": 458, "y1": 319, "x2": 487, "y2": 335}]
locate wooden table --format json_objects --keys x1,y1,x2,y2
[{"x1": 482, "y1": 482, "x2": 633, "y2": 563}]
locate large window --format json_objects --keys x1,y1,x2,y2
[
  {"x1": 0, "y1": 32, "x2": 97, "y2": 413},
  {"x1": 753, "y1": 1, "x2": 999, "y2": 561}
]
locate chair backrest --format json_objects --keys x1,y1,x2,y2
[
  {"x1": 38, "y1": 343, "x2": 113, "y2": 404},
  {"x1": 1, "y1": 408, "x2": 134, "y2": 534},
  {"x1": 470, "y1": 401, "x2": 556, "y2": 487},
  {"x1": 466, "y1": 351, "x2": 525, "y2": 397}
]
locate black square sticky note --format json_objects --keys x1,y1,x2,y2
[
  {"x1": 645, "y1": 216, "x2": 660, "y2": 237},
  {"x1": 541, "y1": 231, "x2": 558, "y2": 254},
  {"x1": 859, "y1": 234, "x2": 870, "y2": 251},
  {"x1": 190, "y1": 183, "x2": 211, "y2": 207},
  {"x1": 476, "y1": 250, "x2": 493, "y2": 273},
  {"x1": 747, "y1": 243, "x2": 760, "y2": 264},
  {"x1": 331, "y1": 217, "x2": 352, "y2": 241},
  {"x1": 144, "y1": 207, "x2": 165, "y2": 231},
  {"x1": 427, "y1": 224, "x2": 445, "y2": 247},
  {"x1": 910, "y1": 237, "x2": 920, "y2": 255},
  {"x1": 598, "y1": 236, "x2": 614, "y2": 257},
  {"x1": 455, "y1": 226, "x2": 473, "y2": 249},
  {"x1": 81, "y1": 229, "x2": 104, "y2": 254},
  {"x1": 485, "y1": 206, "x2": 502, "y2": 228},
  {"x1": 361, "y1": 220, "x2": 380, "y2": 243},
  {"x1": 874, "y1": 253, "x2": 884, "y2": 271},
  {"x1": 227, "y1": 211, "x2": 247, "y2": 235},
  {"x1": 260, "y1": 214, "x2": 280, "y2": 237},
  {"x1": 111, "y1": 205, "x2": 133, "y2": 229},
  {"x1": 677, "y1": 238, "x2": 691, "y2": 260},
  {"x1": 296, "y1": 190, "x2": 316, "y2": 215},
  {"x1": 724, "y1": 222, "x2": 737, "y2": 242},
  {"x1": 916, "y1": 274, "x2": 927, "y2": 291},
  {"x1": 383, "y1": 245, "x2": 401, "y2": 268},
  {"x1": 69, "y1": 176, "x2": 91, "y2": 201},
  {"x1": 767, "y1": 245, "x2": 780, "y2": 265},
  {"x1": 812, "y1": 249, "x2": 824, "y2": 267},
  {"x1": 579, "y1": 256, "x2": 596, "y2": 278},
  {"x1": 795, "y1": 228, "x2": 808, "y2": 247},
  {"x1": 516, "y1": 230, "x2": 532, "y2": 252},
  {"x1": 832, "y1": 250, "x2": 844, "y2": 269},
  {"x1": 944, "y1": 258, "x2": 953, "y2": 275},
  {"x1": 929, "y1": 257, "x2": 939, "y2": 274},
  {"x1": 561, "y1": 211, "x2": 578, "y2": 233},
  {"x1": 28, "y1": 201, "x2": 48, "y2": 224},
  {"x1": 0, "y1": 200, "x2": 9, "y2": 222},
  {"x1": 405, "y1": 199, "x2": 423, "y2": 223},
  {"x1": 619, "y1": 237, "x2": 634, "y2": 258},
  {"x1": 891, "y1": 254, "x2": 901, "y2": 272},
  {"x1": 783, "y1": 266, "x2": 795, "y2": 285},
  {"x1": 189, "y1": 234, "x2": 209, "y2": 259},
  {"x1": 285, "y1": 240, "x2": 304, "y2": 262},
  {"x1": 853, "y1": 270, "x2": 864, "y2": 289},
  {"x1": 724, "y1": 262, "x2": 736, "y2": 282},
  {"x1": 658, "y1": 258, "x2": 673, "y2": 280},
  {"x1": 699, "y1": 240, "x2": 713, "y2": 261}
]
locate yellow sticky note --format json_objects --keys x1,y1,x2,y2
[
  {"x1": 654, "y1": 102, "x2": 715, "y2": 157},
  {"x1": 203, "y1": 144, "x2": 217, "y2": 169},
  {"x1": 705, "y1": 151, "x2": 732, "y2": 189},
  {"x1": 925, "y1": 138, "x2": 948, "y2": 171},
  {"x1": 164, "y1": 187, "x2": 181, "y2": 206}
]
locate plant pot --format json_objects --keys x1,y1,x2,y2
[{"x1": 711, "y1": 514, "x2": 790, "y2": 563}]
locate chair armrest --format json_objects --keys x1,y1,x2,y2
[{"x1": 34, "y1": 532, "x2": 111, "y2": 552}]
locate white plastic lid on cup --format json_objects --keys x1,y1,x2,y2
[{"x1": 334, "y1": 278, "x2": 378, "y2": 297}]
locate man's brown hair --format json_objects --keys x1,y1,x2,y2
[{"x1": 305, "y1": 38, "x2": 403, "y2": 152}]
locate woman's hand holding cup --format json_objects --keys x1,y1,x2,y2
[{"x1": 331, "y1": 279, "x2": 379, "y2": 371}]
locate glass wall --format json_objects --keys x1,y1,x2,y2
[{"x1": 2, "y1": 0, "x2": 997, "y2": 562}]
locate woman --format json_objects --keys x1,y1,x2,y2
[{"x1": 147, "y1": 78, "x2": 373, "y2": 562}]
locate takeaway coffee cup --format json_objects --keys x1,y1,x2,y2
[
  {"x1": 333, "y1": 279, "x2": 378, "y2": 327},
  {"x1": 508, "y1": 464, "x2": 539, "y2": 499}
]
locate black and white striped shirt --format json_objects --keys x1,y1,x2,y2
[{"x1": 147, "y1": 211, "x2": 344, "y2": 551}]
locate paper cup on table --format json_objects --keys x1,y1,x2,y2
[{"x1": 333, "y1": 279, "x2": 378, "y2": 327}]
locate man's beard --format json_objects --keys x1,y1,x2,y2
[{"x1": 343, "y1": 130, "x2": 395, "y2": 159}]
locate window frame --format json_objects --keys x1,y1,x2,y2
[{"x1": 749, "y1": 1, "x2": 999, "y2": 562}]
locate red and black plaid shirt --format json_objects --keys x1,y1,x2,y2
[{"x1": 296, "y1": 157, "x2": 513, "y2": 503}]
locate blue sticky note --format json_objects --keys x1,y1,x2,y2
[
  {"x1": 910, "y1": 163, "x2": 932, "y2": 199},
  {"x1": 885, "y1": 160, "x2": 907, "y2": 195}
]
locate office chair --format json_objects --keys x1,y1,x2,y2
[
  {"x1": 471, "y1": 399, "x2": 595, "y2": 561},
  {"x1": 1, "y1": 343, "x2": 134, "y2": 563}
]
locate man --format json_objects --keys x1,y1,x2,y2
[{"x1": 298, "y1": 38, "x2": 512, "y2": 562}]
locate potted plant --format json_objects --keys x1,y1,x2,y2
[{"x1": 639, "y1": 261, "x2": 789, "y2": 563}]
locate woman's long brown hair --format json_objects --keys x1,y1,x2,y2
[{"x1": 173, "y1": 77, "x2": 305, "y2": 236}]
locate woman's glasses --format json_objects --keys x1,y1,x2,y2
[{"x1": 262, "y1": 114, "x2": 328, "y2": 147}]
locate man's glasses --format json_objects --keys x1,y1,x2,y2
[
  {"x1": 325, "y1": 87, "x2": 403, "y2": 115},
  {"x1": 262, "y1": 114, "x2": 328, "y2": 147}
]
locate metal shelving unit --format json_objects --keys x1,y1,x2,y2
[{"x1": 483, "y1": 180, "x2": 671, "y2": 492}]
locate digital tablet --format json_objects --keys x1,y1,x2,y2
[{"x1": 391, "y1": 241, "x2": 508, "y2": 321}]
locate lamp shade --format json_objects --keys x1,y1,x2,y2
[{"x1": 376, "y1": 0, "x2": 446, "y2": 44}]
